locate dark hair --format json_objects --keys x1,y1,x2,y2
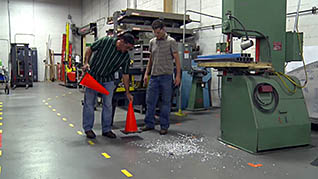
[
  {"x1": 151, "y1": 19, "x2": 165, "y2": 30},
  {"x1": 121, "y1": 33, "x2": 135, "y2": 45}
]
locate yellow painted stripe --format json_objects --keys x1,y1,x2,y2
[
  {"x1": 57, "y1": 113, "x2": 61, "y2": 116},
  {"x1": 62, "y1": 118, "x2": 67, "y2": 121},
  {"x1": 0, "y1": 150, "x2": 2, "y2": 156},
  {"x1": 88, "y1": 140, "x2": 95, "y2": 145},
  {"x1": 121, "y1": 169, "x2": 133, "y2": 177},
  {"x1": 0, "y1": 112, "x2": 2, "y2": 115},
  {"x1": 77, "y1": 131, "x2": 83, "y2": 135},
  {"x1": 0, "y1": 117, "x2": 2, "y2": 120},
  {"x1": 47, "y1": 98, "x2": 51, "y2": 101},
  {"x1": 0, "y1": 102, "x2": 3, "y2": 104},
  {"x1": 0, "y1": 105, "x2": 3, "y2": 108},
  {"x1": 101, "y1": 152, "x2": 111, "y2": 159},
  {"x1": 52, "y1": 109, "x2": 56, "y2": 112},
  {"x1": 48, "y1": 105, "x2": 52, "y2": 108},
  {"x1": 0, "y1": 166, "x2": 1, "y2": 175},
  {"x1": 69, "y1": 124, "x2": 74, "y2": 128},
  {"x1": 0, "y1": 109, "x2": 3, "y2": 111},
  {"x1": 42, "y1": 100, "x2": 46, "y2": 103},
  {"x1": 45, "y1": 103, "x2": 48, "y2": 105},
  {"x1": 62, "y1": 94, "x2": 66, "y2": 96},
  {"x1": 68, "y1": 92, "x2": 72, "y2": 94},
  {"x1": 0, "y1": 123, "x2": 2, "y2": 126},
  {"x1": 0, "y1": 130, "x2": 2, "y2": 134},
  {"x1": 56, "y1": 96, "x2": 59, "y2": 98}
]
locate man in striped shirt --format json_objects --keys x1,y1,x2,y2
[
  {"x1": 141, "y1": 20, "x2": 181, "y2": 135},
  {"x1": 82, "y1": 33, "x2": 134, "y2": 139}
]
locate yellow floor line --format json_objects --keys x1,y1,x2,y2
[
  {"x1": 0, "y1": 117, "x2": 2, "y2": 120},
  {"x1": 52, "y1": 109, "x2": 56, "y2": 112},
  {"x1": 0, "y1": 123, "x2": 2, "y2": 126},
  {"x1": 0, "y1": 150, "x2": 2, "y2": 156},
  {"x1": 62, "y1": 118, "x2": 67, "y2": 122},
  {"x1": 42, "y1": 100, "x2": 46, "y2": 103},
  {"x1": 0, "y1": 109, "x2": 3, "y2": 111},
  {"x1": 48, "y1": 105, "x2": 52, "y2": 108},
  {"x1": 88, "y1": 140, "x2": 95, "y2": 145},
  {"x1": 0, "y1": 105, "x2": 3, "y2": 108},
  {"x1": 47, "y1": 98, "x2": 51, "y2": 101},
  {"x1": 45, "y1": 103, "x2": 48, "y2": 105},
  {"x1": 0, "y1": 112, "x2": 2, "y2": 115},
  {"x1": 121, "y1": 169, "x2": 133, "y2": 178},
  {"x1": 101, "y1": 152, "x2": 111, "y2": 159},
  {"x1": 69, "y1": 124, "x2": 74, "y2": 128},
  {"x1": 62, "y1": 94, "x2": 66, "y2": 96},
  {"x1": 0, "y1": 166, "x2": 2, "y2": 175},
  {"x1": 0, "y1": 130, "x2": 2, "y2": 134},
  {"x1": 68, "y1": 92, "x2": 72, "y2": 94},
  {"x1": 77, "y1": 131, "x2": 83, "y2": 135},
  {"x1": 0, "y1": 102, "x2": 3, "y2": 104},
  {"x1": 56, "y1": 96, "x2": 59, "y2": 98},
  {"x1": 57, "y1": 113, "x2": 61, "y2": 116}
]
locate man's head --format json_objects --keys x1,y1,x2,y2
[
  {"x1": 151, "y1": 19, "x2": 166, "y2": 39},
  {"x1": 117, "y1": 33, "x2": 135, "y2": 53},
  {"x1": 106, "y1": 29, "x2": 114, "y2": 37}
]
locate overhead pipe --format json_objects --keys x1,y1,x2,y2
[
  {"x1": 294, "y1": 0, "x2": 302, "y2": 32},
  {"x1": 183, "y1": 9, "x2": 222, "y2": 44},
  {"x1": 287, "y1": 6, "x2": 317, "y2": 17},
  {"x1": 7, "y1": 0, "x2": 12, "y2": 44}
]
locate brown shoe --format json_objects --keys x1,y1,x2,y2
[
  {"x1": 85, "y1": 130, "x2": 96, "y2": 139},
  {"x1": 159, "y1": 129, "x2": 168, "y2": 135},
  {"x1": 140, "y1": 125, "x2": 155, "y2": 131},
  {"x1": 102, "y1": 131, "x2": 117, "y2": 139}
]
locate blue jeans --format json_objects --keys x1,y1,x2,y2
[
  {"x1": 82, "y1": 81, "x2": 115, "y2": 133},
  {"x1": 144, "y1": 75, "x2": 173, "y2": 129}
]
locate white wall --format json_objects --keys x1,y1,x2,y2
[{"x1": 0, "y1": 0, "x2": 82, "y2": 81}]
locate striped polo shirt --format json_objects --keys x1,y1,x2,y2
[
  {"x1": 89, "y1": 37, "x2": 130, "y2": 83},
  {"x1": 149, "y1": 33, "x2": 178, "y2": 76}
]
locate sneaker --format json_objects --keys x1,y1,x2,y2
[
  {"x1": 102, "y1": 131, "x2": 117, "y2": 139},
  {"x1": 140, "y1": 125, "x2": 155, "y2": 131},
  {"x1": 85, "y1": 130, "x2": 96, "y2": 139},
  {"x1": 159, "y1": 129, "x2": 168, "y2": 135}
]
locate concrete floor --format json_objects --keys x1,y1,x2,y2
[{"x1": 0, "y1": 82, "x2": 317, "y2": 179}]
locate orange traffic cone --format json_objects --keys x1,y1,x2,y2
[
  {"x1": 121, "y1": 101, "x2": 141, "y2": 134},
  {"x1": 79, "y1": 73, "x2": 110, "y2": 95}
]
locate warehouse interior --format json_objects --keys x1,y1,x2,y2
[{"x1": 0, "y1": 0, "x2": 318, "y2": 178}]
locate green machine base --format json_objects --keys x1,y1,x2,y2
[
  {"x1": 220, "y1": 75, "x2": 311, "y2": 153},
  {"x1": 187, "y1": 76, "x2": 204, "y2": 111},
  {"x1": 187, "y1": 70, "x2": 207, "y2": 111}
]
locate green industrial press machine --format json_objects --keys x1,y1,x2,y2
[{"x1": 196, "y1": 0, "x2": 310, "y2": 153}]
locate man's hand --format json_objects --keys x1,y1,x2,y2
[
  {"x1": 143, "y1": 74, "x2": 149, "y2": 87},
  {"x1": 174, "y1": 75, "x2": 181, "y2": 86},
  {"x1": 82, "y1": 63, "x2": 90, "y2": 72},
  {"x1": 126, "y1": 92, "x2": 133, "y2": 102}
]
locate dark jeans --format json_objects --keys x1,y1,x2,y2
[
  {"x1": 82, "y1": 81, "x2": 115, "y2": 133},
  {"x1": 144, "y1": 75, "x2": 173, "y2": 129}
]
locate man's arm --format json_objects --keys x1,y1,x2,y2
[
  {"x1": 173, "y1": 52, "x2": 181, "y2": 86},
  {"x1": 83, "y1": 47, "x2": 92, "y2": 71},
  {"x1": 143, "y1": 53, "x2": 153, "y2": 85},
  {"x1": 123, "y1": 74, "x2": 133, "y2": 101}
]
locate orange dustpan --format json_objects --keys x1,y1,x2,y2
[
  {"x1": 79, "y1": 73, "x2": 110, "y2": 95},
  {"x1": 121, "y1": 101, "x2": 141, "y2": 134}
]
